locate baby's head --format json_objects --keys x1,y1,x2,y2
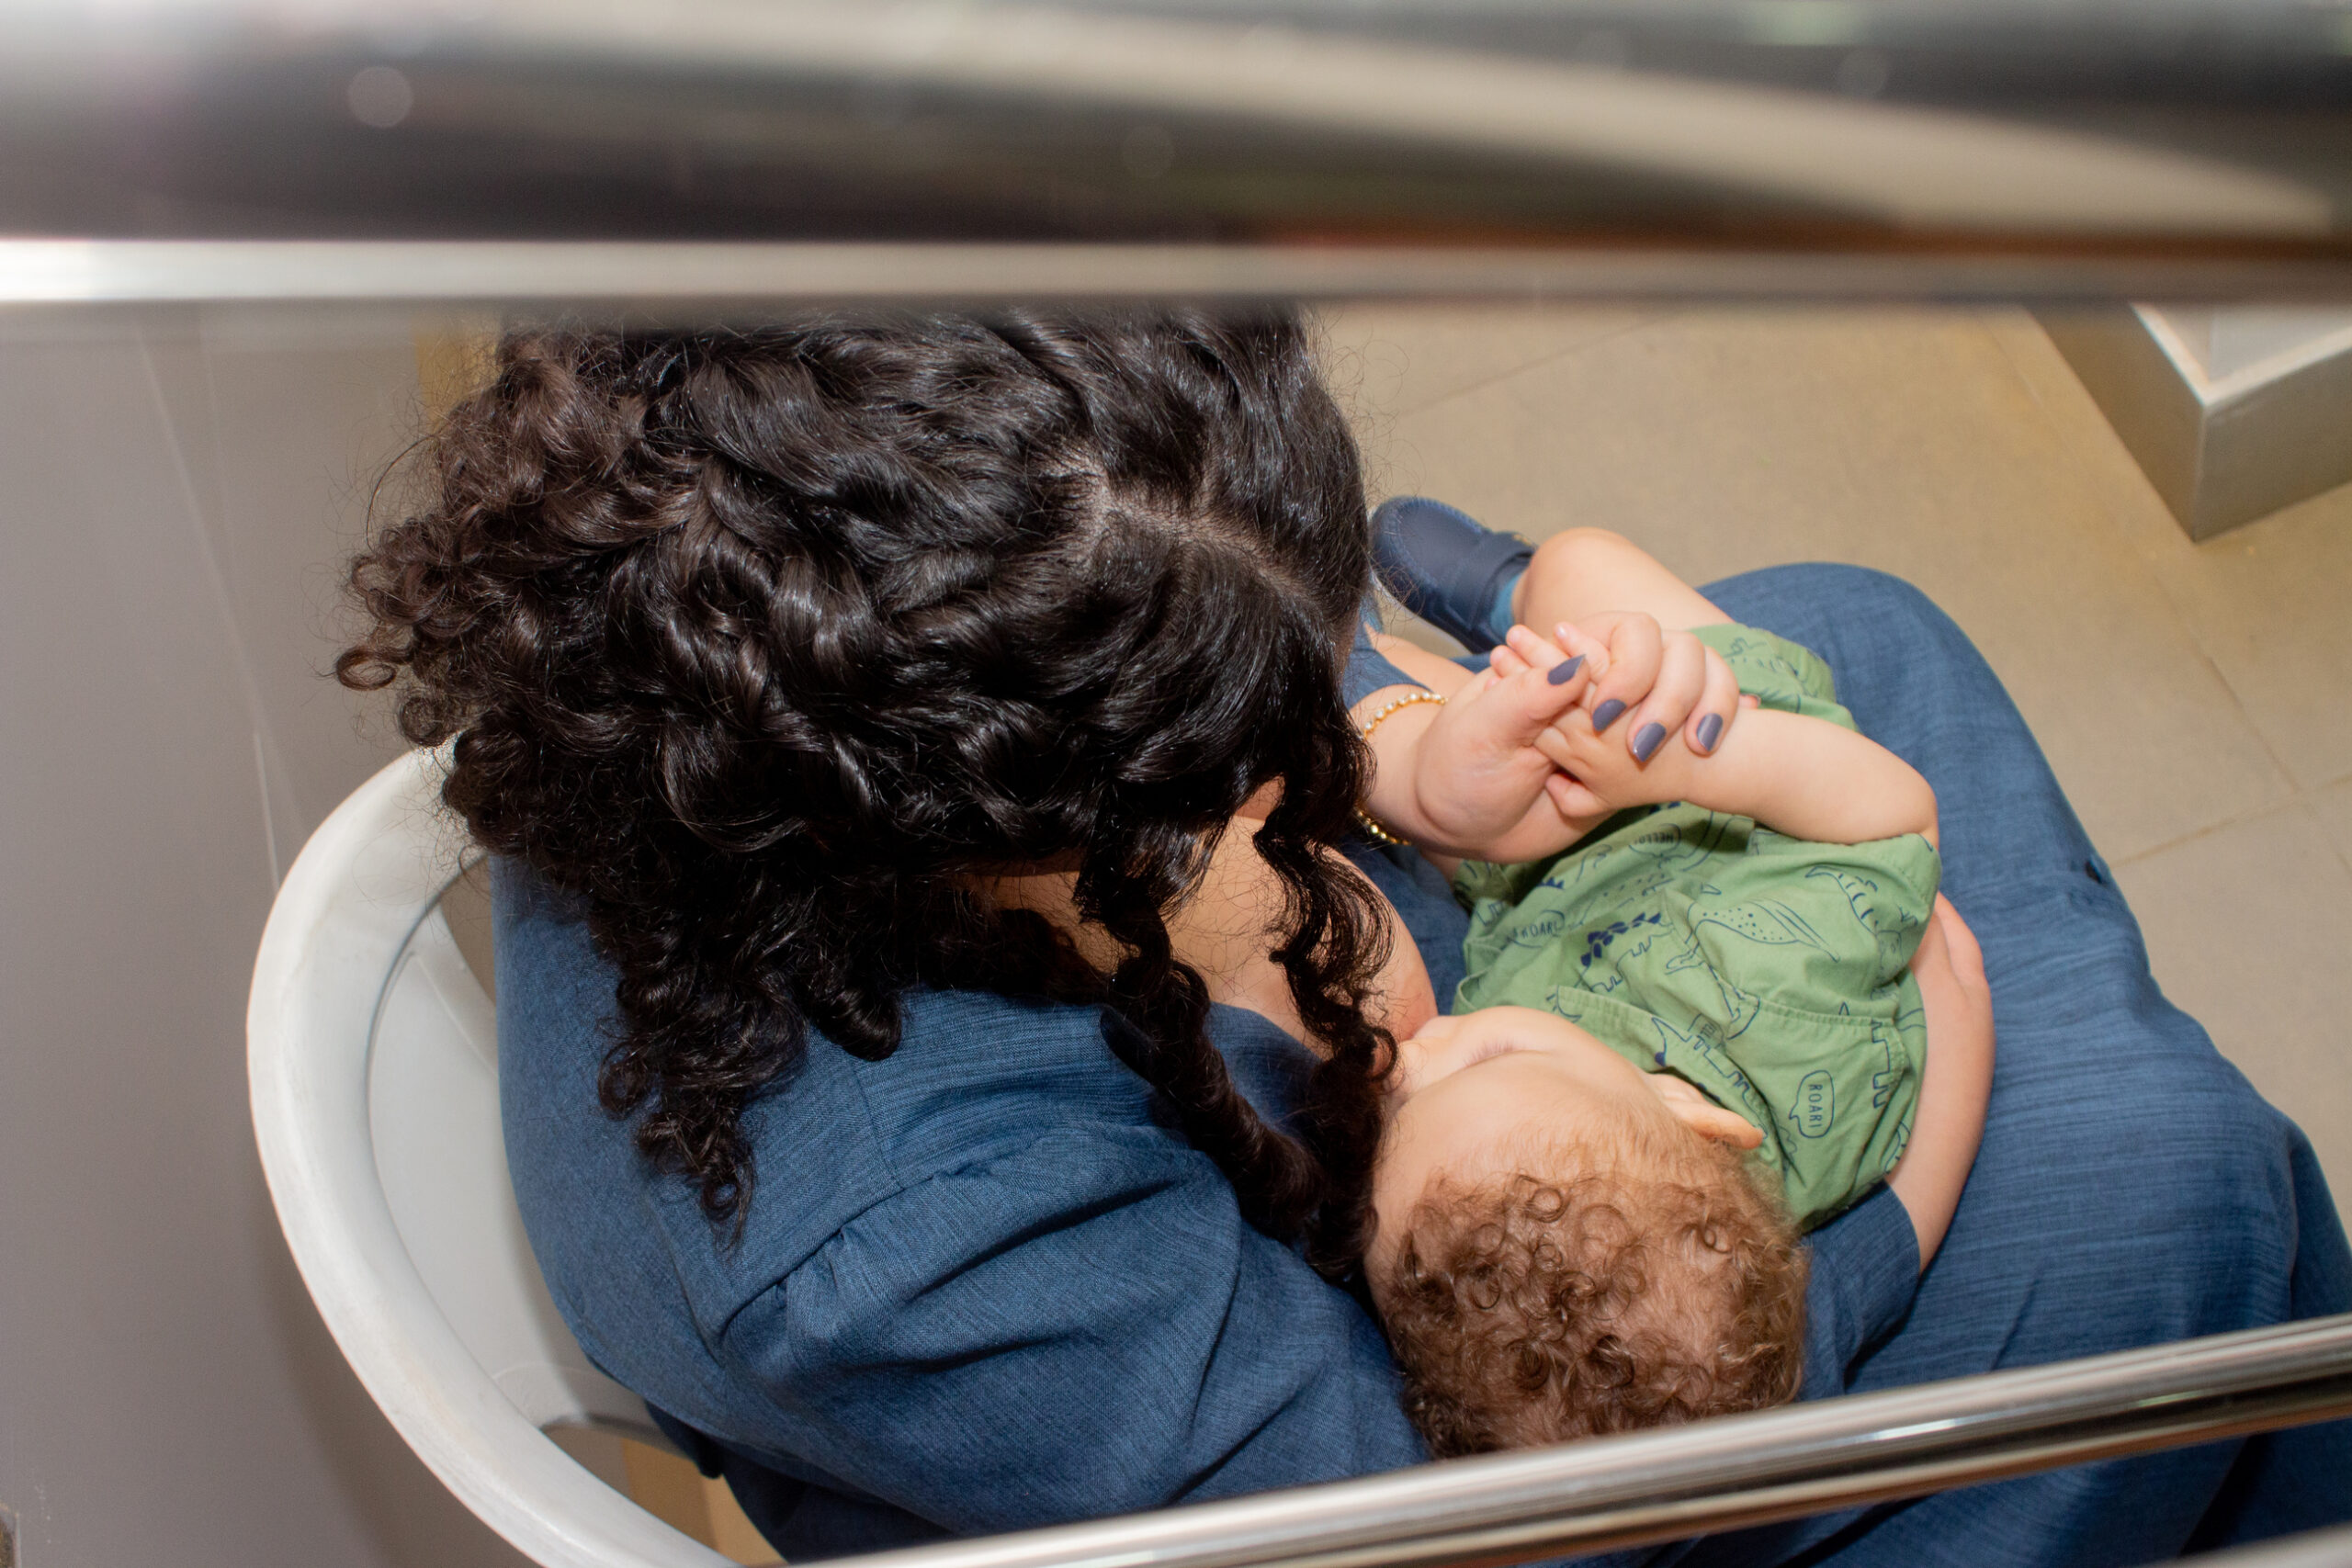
[{"x1": 1364, "y1": 1009, "x2": 1806, "y2": 1455}]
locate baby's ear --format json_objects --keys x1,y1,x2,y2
[
  {"x1": 1647, "y1": 1074, "x2": 1765, "y2": 1150},
  {"x1": 1683, "y1": 1102, "x2": 1765, "y2": 1151}
]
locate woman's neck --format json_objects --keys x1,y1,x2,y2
[
  {"x1": 980, "y1": 809, "x2": 1439, "y2": 1052},
  {"x1": 978, "y1": 812, "x2": 1317, "y2": 1044}
]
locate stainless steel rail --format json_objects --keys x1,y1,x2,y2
[
  {"x1": 2193, "y1": 1525, "x2": 2352, "y2": 1568},
  {"x1": 2, "y1": 1, "x2": 2348, "y2": 302},
  {"x1": 819, "y1": 1314, "x2": 2352, "y2": 1568},
  {"x1": 6, "y1": 239, "x2": 2352, "y2": 310}
]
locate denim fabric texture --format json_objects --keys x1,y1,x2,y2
[
  {"x1": 1682, "y1": 564, "x2": 2352, "y2": 1565},
  {"x1": 1345, "y1": 604, "x2": 1416, "y2": 706},
  {"x1": 493, "y1": 564, "x2": 2350, "y2": 1564}
]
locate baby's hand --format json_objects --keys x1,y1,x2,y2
[
  {"x1": 1488, "y1": 624, "x2": 1702, "y2": 818},
  {"x1": 1492, "y1": 611, "x2": 1747, "y2": 764},
  {"x1": 1541, "y1": 690, "x2": 1704, "y2": 816},
  {"x1": 1489, "y1": 618, "x2": 1752, "y2": 821}
]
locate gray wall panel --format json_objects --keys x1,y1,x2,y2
[
  {"x1": 188, "y1": 314, "x2": 429, "y2": 840},
  {"x1": 0, "y1": 313, "x2": 530, "y2": 1567}
]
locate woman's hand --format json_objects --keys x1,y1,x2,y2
[
  {"x1": 1392, "y1": 639, "x2": 1611, "y2": 863},
  {"x1": 1886, "y1": 895, "x2": 1994, "y2": 1270},
  {"x1": 1354, "y1": 611, "x2": 1747, "y2": 863},
  {"x1": 1489, "y1": 619, "x2": 1758, "y2": 821},
  {"x1": 1513, "y1": 626, "x2": 1692, "y2": 820},
  {"x1": 1491, "y1": 610, "x2": 1746, "y2": 764}
]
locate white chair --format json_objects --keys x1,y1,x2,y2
[{"x1": 248, "y1": 746, "x2": 733, "y2": 1568}]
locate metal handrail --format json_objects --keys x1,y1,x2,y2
[
  {"x1": 812, "y1": 1314, "x2": 2352, "y2": 1568},
  {"x1": 6, "y1": 239, "x2": 2352, "y2": 310},
  {"x1": 2193, "y1": 1525, "x2": 2352, "y2": 1568},
  {"x1": 3, "y1": 1, "x2": 2348, "y2": 302}
]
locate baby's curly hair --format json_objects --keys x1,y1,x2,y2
[{"x1": 1377, "y1": 1136, "x2": 1807, "y2": 1456}]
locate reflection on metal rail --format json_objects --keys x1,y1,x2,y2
[
  {"x1": 2195, "y1": 1523, "x2": 2352, "y2": 1568},
  {"x1": 5, "y1": 239, "x2": 2352, "y2": 310},
  {"x1": 824, "y1": 1314, "x2": 2352, "y2": 1568},
  {"x1": 2, "y1": 2, "x2": 2349, "y2": 302}
]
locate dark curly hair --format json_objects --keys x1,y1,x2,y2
[
  {"x1": 338, "y1": 309, "x2": 1394, "y2": 1248},
  {"x1": 1376, "y1": 1138, "x2": 1807, "y2": 1456}
]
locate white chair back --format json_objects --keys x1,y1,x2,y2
[{"x1": 249, "y1": 747, "x2": 731, "y2": 1568}]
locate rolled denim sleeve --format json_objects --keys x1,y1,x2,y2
[
  {"x1": 718, "y1": 1125, "x2": 1430, "y2": 1534},
  {"x1": 1796, "y1": 1187, "x2": 1921, "y2": 1400},
  {"x1": 716, "y1": 1121, "x2": 1894, "y2": 1564},
  {"x1": 1343, "y1": 604, "x2": 1419, "y2": 707}
]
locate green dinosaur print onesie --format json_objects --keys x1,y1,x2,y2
[{"x1": 1453, "y1": 624, "x2": 1939, "y2": 1231}]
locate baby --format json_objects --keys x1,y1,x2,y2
[{"x1": 1351, "y1": 510, "x2": 1994, "y2": 1456}]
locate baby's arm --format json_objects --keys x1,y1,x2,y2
[
  {"x1": 1532, "y1": 625, "x2": 1938, "y2": 850},
  {"x1": 1885, "y1": 897, "x2": 1994, "y2": 1268}
]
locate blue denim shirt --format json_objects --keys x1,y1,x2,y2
[{"x1": 494, "y1": 631, "x2": 1918, "y2": 1560}]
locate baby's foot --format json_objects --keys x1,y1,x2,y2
[{"x1": 1370, "y1": 496, "x2": 1533, "y2": 651}]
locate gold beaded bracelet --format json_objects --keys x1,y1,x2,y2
[{"x1": 1352, "y1": 688, "x2": 1446, "y2": 847}]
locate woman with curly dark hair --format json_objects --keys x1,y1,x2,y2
[{"x1": 341, "y1": 308, "x2": 2347, "y2": 1563}]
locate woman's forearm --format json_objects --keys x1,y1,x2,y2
[{"x1": 1350, "y1": 660, "x2": 1469, "y2": 849}]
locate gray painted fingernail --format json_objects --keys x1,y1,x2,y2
[
  {"x1": 1591, "y1": 697, "x2": 1628, "y2": 731},
  {"x1": 1632, "y1": 721, "x2": 1668, "y2": 762},
  {"x1": 1695, "y1": 712, "x2": 1724, "y2": 752},
  {"x1": 1546, "y1": 654, "x2": 1586, "y2": 686}
]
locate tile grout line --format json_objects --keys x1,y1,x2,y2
[
  {"x1": 1976, "y1": 310, "x2": 2307, "y2": 805},
  {"x1": 2310, "y1": 766, "x2": 2352, "y2": 886},
  {"x1": 1389, "y1": 309, "x2": 1681, "y2": 422},
  {"x1": 2108, "y1": 787, "x2": 2321, "y2": 872}
]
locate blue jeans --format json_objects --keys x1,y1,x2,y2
[{"x1": 1685, "y1": 565, "x2": 2351, "y2": 1564}]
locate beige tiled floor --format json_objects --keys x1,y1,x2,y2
[{"x1": 1319, "y1": 303, "x2": 2352, "y2": 1214}]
